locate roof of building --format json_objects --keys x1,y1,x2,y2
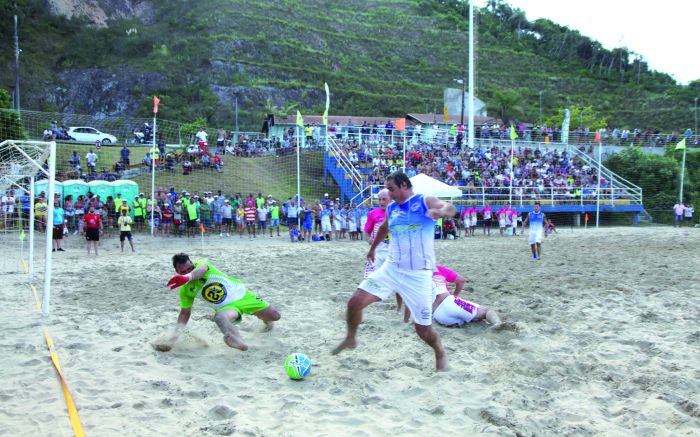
[
  {"x1": 276, "y1": 113, "x2": 498, "y2": 126},
  {"x1": 406, "y1": 113, "x2": 497, "y2": 125}
]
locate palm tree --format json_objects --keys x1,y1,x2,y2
[
  {"x1": 263, "y1": 98, "x2": 299, "y2": 119},
  {"x1": 487, "y1": 90, "x2": 524, "y2": 126}
]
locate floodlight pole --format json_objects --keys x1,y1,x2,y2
[
  {"x1": 467, "y1": 1, "x2": 475, "y2": 151},
  {"x1": 14, "y1": 15, "x2": 20, "y2": 112},
  {"x1": 234, "y1": 96, "x2": 239, "y2": 146},
  {"x1": 42, "y1": 141, "x2": 57, "y2": 317},
  {"x1": 539, "y1": 91, "x2": 543, "y2": 127},
  {"x1": 694, "y1": 97, "x2": 698, "y2": 144},
  {"x1": 151, "y1": 113, "x2": 156, "y2": 236},
  {"x1": 29, "y1": 175, "x2": 35, "y2": 277}
]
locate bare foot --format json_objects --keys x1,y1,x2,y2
[
  {"x1": 491, "y1": 321, "x2": 519, "y2": 332},
  {"x1": 436, "y1": 351, "x2": 448, "y2": 372},
  {"x1": 223, "y1": 332, "x2": 248, "y2": 351},
  {"x1": 153, "y1": 343, "x2": 172, "y2": 352},
  {"x1": 331, "y1": 338, "x2": 357, "y2": 355}
]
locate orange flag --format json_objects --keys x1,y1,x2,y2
[
  {"x1": 594, "y1": 129, "x2": 600, "y2": 143},
  {"x1": 395, "y1": 118, "x2": 406, "y2": 131},
  {"x1": 584, "y1": 213, "x2": 589, "y2": 222},
  {"x1": 199, "y1": 223, "x2": 205, "y2": 233},
  {"x1": 153, "y1": 96, "x2": 161, "y2": 114}
]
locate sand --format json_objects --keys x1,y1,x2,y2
[{"x1": 1, "y1": 226, "x2": 699, "y2": 436}]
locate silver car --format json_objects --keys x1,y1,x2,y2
[{"x1": 67, "y1": 126, "x2": 118, "y2": 144}]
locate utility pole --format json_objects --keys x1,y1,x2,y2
[
  {"x1": 234, "y1": 95, "x2": 239, "y2": 146},
  {"x1": 539, "y1": 91, "x2": 543, "y2": 126},
  {"x1": 467, "y1": 1, "x2": 475, "y2": 151},
  {"x1": 14, "y1": 15, "x2": 21, "y2": 112},
  {"x1": 694, "y1": 97, "x2": 698, "y2": 144}
]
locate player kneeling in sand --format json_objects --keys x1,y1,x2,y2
[
  {"x1": 424, "y1": 265, "x2": 503, "y2": 328},
  {"x1": 161, "y1": 253, "x2": 281, "y2": 351}
]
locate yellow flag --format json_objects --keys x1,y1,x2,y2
[
  {"x1": 19, "y1": 229, "x2": 26, "y2": 241},
  {"x1": 443, "y1": 105, "x2": 449, "y2": 122},
  {"x1": 510, "y1": 125, "x2": 518, "y2": 140},
  {"x1": 296, "y1": 110, "x2": 304, "y2": 128},
  {"x1": 322, "y1": 82, "x2": 330, "y2": 125},
  {"x1": 675, "y1": 138, "x2": 686, "y2": 150}
]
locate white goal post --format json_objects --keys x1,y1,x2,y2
[{"x1": 0, "y1": 139, "x2": 56, "y2": 316}]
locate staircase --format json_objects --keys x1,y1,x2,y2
[{"x1": 324, "y1": 138, "x2": 364, "y2": 204}]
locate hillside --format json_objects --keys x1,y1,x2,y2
[{"x1": 1, "y1": 0, "x2": 697, "y2": 131}]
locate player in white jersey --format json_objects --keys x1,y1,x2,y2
[
  {"x1": 333, "y1": 172, "x2": 456, "y2": 371},
  {"x1": 522, "y1": 201, "x2": 545, "y2": 260}
]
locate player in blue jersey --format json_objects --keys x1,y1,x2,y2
[
  {"x1": 522, "y1": 201, "x2": 546, "y2": 260},
  {"x1": 333, "y1": 172, "x2": 456, "y2": 371}
]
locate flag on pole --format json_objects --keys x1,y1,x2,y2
[
  {"x1": 443, "y1": 105, "x2": 449, "y2": 122},
  {"x1": 395, "y1": 118, "x2": 406, "y2": 131},
  {"x1": 296, "y1": 110, "x2": 304, "y2": 127},
  {"x1": 595, "y1": 129, "x2": 601, "y2": 143},
  {"x1": 561, "y1": 108, "x2": 571, "y2": 144},
  {"x1": 19, "y1": 229, "x2": 25, "y2": 241},
  {"x1": 322, "y1": 82, "x2": 330, "y2": 125},
  {"x1": 509, "y1": 125, "x2": 518, "y2": 140},
  {"x1": 585, "y1": 213, "x2": 589, "y2": 222},
  {"x1": 675, "y1": 138, "x2": 686, "y2": 150},
  {"x1": 199, "y1": 223, "x2": 205, "y2": 234},
  {"x1": 153, "y1": 96, "x2": 160, "y2": 114}
]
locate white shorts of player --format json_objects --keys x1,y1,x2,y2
[
  {"x1": 433, "y1": 294, "x2": 480, "y2": 326},
  {"x1": 528, "y1": 228, "x2": 543, "y2": 245},
  {"x1": 360, "y1": 261, "x2": 433, "y2": 326},
  {"x1": 321, "y1": 218, "x2": 332, "y2": 232},
  {"x1": 363, "y1": 244, "x2": 388, "y2": 278},
  {"x1": 470, "y1": 218, "x2": 477, "y2": 227},
  {"x1": 499, "y1": 218, "x2": 506, "y2": 228},
  {"x1": 334, "y1": 220, "x2": 341, "y2": 231}
]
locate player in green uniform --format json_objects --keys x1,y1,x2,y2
[{"x1": 163, "y1": 253, "x2": 281, "y2": 351}]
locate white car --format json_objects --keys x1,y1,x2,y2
[{"x1": 67, "y1": 127, "x2": 118, "y2": 144}]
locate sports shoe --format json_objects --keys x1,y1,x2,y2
[
  {"x1": 226, "y1": 233, "x2": 230, "y2": 237},
  {"x1": 219, "y1": 233, "x2": 223, "y2": 236},
  {"x1": 57, "y1": 248, "x2": 65, "y2": 252}
]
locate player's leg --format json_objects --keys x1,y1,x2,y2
[
  {"x1": 536, "y1": 242, "x2": 542, "y2": 258},
  {"x1": 332, "y1": 289, "x2": 381, "y2": 354},
  {"x1": 214, "y1": 309, "x2": 248, "y2": 351},
  {"x1": 414, "y1": 324, "x2": 447, "y2": 371}
]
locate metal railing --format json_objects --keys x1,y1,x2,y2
[
  {"x1": 326, "y1": 136, "x2": 363, "y2": 194},
  {"x1": 367, "y1": 184, "x2": 640, "y2": 208}
]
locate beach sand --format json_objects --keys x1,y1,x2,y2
[{"x1": 1, "y1": 227, "x2": 699, "y2": 436}]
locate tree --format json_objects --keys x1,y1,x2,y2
[
  {"x1": 487, "y1": 90, "x2": 523, "y2": 126},
  {"x1": 0, "y1": 88, "x2": 26, "y2": 142},
  {"x1": 545, "y1": 105, "x2": 607, "y2": 131},
  {"x1": 263, "y1": 98, "x2": 299, "y2": 119}
]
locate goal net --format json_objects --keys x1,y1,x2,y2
[{"x1": 0, "y1": 139, "x2": 56, "y2": 315}]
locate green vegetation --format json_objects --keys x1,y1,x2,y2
[
  {"x1": 0, "y1": 0, "x2": 697, "y2": 131},
  {"x1": 605, "y1": 148, "x2": 699, "y2": 223},
  {"x1": 0, "y1": 89, "x2": 26, "y2": 141}
]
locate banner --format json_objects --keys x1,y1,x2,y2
[
  {"x1": 322, "y1": 82, "x2": 329, "y2": 125},
  {"x1": 560, "y1": 108, "x2": 570, "y2": 144}
]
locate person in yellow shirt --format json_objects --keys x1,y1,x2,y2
[
  {"x1": 34, "y1": 197, "x2": 48, "y2": 231},
  {"x1": 117, "y1": 208, "x2": 135, "y2": 252}
]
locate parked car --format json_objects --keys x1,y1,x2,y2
[{"x1": 67, "y1": 127, "x2": 118, "y2": 144}]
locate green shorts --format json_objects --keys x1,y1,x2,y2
[{"x1": 216, "y1": 289, "x2": 269, "y2": 316}]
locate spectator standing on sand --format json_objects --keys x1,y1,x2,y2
[{"x1": 673, "y1": 202, "x2": 685, "y2": 227}]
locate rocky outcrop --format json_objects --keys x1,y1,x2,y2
[
  {"x1": 46, "y1": 68, "x2": 168, "y2": 116},
  {"x1": 46, "y1": 0, "x2": 154, "y2": 26}
]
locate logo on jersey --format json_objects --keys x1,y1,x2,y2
[
  {"x1": 202, "y1": 282, "x2": 227, "y2": 304},
  {"x1": 410, "y1": 202, "x2": 421, "y2": 212}
]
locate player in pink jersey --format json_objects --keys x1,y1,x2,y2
[
  {"x1": 497, "y1": 206, "x2": 508, "y2": 236},
  {"x1": 480, "y1": 203, "x2": 493, "y2": 236},
  {"x1": 469, "y1": 205, "x2": 478, "y2": 236},
  {"x1": 460, "y1": 207, "x2": 471, "y2": 237},
  {"x1": 430, "y1": 265, "x2": 503, "y2": 328},
  {"x1": 363, "y1": 189, "x2": 403, "y2": 311},
  {"x1": 508, "y1": 207, "x2": 519, "y2": 236},
  {"x1": 363, "y1": 189, "x2": 391, "y2": 278}
]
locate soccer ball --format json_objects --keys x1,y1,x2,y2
[{"x1": 284, "y1": 353, "x2": 312, "y2": 380}]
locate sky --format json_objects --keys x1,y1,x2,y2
[{"x1": 474, "y1": 0, "x2": 698, "y2": 85}]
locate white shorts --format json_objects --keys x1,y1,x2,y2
[
  {"x1": 528, "y1": 228, "x2": 543, "y2": 245},
  {"x1": 498, "y1": 218, "x2": 506, "y2": 228},
  {"x1": 321, "y1": 219, "x2": 331, "y2": 232},
  {"x1": 363, "y1": 244, "x2": 389, "y2": 278},
  {"x1": 359, "y1": 262, "x2": 433, "y2": 325},
  {"x1": 434, "y1": 294, "x2": 480, "y2": 326},
  {"x1": 470, "y1": 217, "x2": 477, "y2": 227},
  {"x1": 348, "y1": 221, "x2": 357, "y2": 232},
  {"x1": 334, "y1": 220, "x2": 341, "y2": 231}
]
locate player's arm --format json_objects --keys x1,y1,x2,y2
[
  {"x1": 452, "y1": 274, "x2": 466, "y2": 296},
  {"x1": 367, "y1": 217, "x2": 388, "y2": 263},
  {"x1": 521, "y1": 214, "x2": 529, "y2": 229},
  {"x1": 425, "y1": 196, "x2": 456, "y2": 219}
]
